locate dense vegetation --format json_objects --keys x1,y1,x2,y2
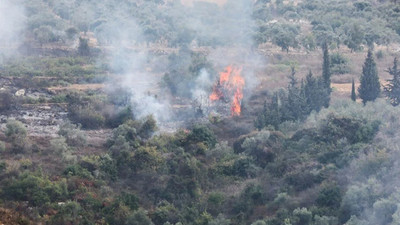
[{"x1": 1, "y1": 0, "x2": 400, "y2": 225}]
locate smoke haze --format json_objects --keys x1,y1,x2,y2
[
  {"x1": 99, "y1": 0, "x2": 262, "y2": 121},
  {"x1": 0, "y1": 0, "x2": 25, "y2": 57}
]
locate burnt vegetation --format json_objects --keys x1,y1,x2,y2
[{"x1": 1, "y1": 0, "x2": 400, "y2": 225}]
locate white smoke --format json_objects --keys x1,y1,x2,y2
[
  {"x1": 185, "y1": 0, "x2": 262, "y2": 103},
  {"x1": 100, "y1": 12, "x2": 172, "y2": 122},
  {"x1": 101, "y1": 0, "x2": 264, "y2": 122},
  {"x1": 0, "y1": 0, "x2": 25, "y2": 57},
  {"x1": 191, "y1": 69, "x2": 214, "y2": 107}
]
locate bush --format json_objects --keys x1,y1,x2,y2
[
  {"x1": 0, "y1": 141, "x2": 5, "y2": 152},
  {"x1": 138, "y1": 115, "x2": 158, "y2": 139},
  {"x1": 69, "y1": 106, "x2": 105, "y2": 129},
  {"x1": 119, "y1": 192, "x2": 140, "y2": 211},
  {"x1": 285, "y1": 170, "x2": 323, "y2": 191},
  {"x1": 375, "y1": 50, "x2": 384, "y2": 60},
  {"x1": 58, "y1": 122, "x2": 87, "y2": 147},
  {"x1": 0, "y1": 92, "x2": 15, "y2": 111},
  {"x1": 131, "y1": 146, "x2": 163, "y2": 172},
  {"x1": 50, "y1": 137, "x2": 77, "y2": 163},
  {"x1": 319, "y1": 115, "x2": 380, "y2": 144},
  {"x1": 78, "y1": 37, "x2": 90, "y2": 56},
  {"x1": 186, "y1": 125, "x2": 217, "y2": 149},
  {"x1": 207, "y1": 192, "x2": 225, "y2": 215},
  {"x1": 209, "y1": 214, "x2": 230, "y2": 225},
  {"x1": 4, "y1": 172, "x2": 68, "y2": 206},
  {"x1": 63, "y1": 164, "x2": 92, "y2": 178},
  {"x1": 126, "y1": 209, "x2": 154, "y2": 225},
  {"x1": 49, "y1": 201, "x2": 82, "y2": 225},
  {"x1": 151, "y1": 201, "x2": 180, "y2": 225},
  {"x1": 5, "y1": 120, "x2": 28, "y2": 153},
  {"x1": 330, "y1": 53, "x2": 351, "y2": 74},
  {"x1": 316, "y1": 184, "x2": 342, "y2": 209},
  {"x1": 372, "y1": 198, "x2": 397, "y2": 225},
  {"x1": 292, "y1": 208, "x2": 312, "y2": 225}
]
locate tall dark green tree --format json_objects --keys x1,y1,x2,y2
[
  {"x1": 78, "y1": 37, "x2": 90, "y2": 56},
  {"x1": 384, "y1": 57, "x2": 400, "y2": 106},
  {"x1": 287, "y1": 67, "x2": 309, "y2": 120},
  {"x1": 351, "y1": 79, "x2": 357, "y2": 102},
  {"x1": 304, "y1": 70, "x2": 330, "y2": 112},
  {"x1": 322, "y1": 42, "x2": 331, "y2": 91},
  {"x1": 358, "y1": 50, "x2": 380, "y2": 104}
]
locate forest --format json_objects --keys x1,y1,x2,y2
[{"x1": 0, "y1": 0, "x2": 400, "y2": 224}]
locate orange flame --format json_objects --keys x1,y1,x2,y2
[{"x1": 209, "y1": 66, "x2": 245, "y2": 116}]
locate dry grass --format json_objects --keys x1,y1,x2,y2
[{"x1": 47, "y1": 83, "x2": 104, "y2": 91}]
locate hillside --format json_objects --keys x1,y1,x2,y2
[{"x1": 0, "y1": 0, "x2": 400, "y2": 225}]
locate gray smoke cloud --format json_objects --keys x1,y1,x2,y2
[
  {"x1": 102, "y1": 19, "x2": 172, "y2": 122},
  {"x1": 0, "y1": 0, "x2": 25, "y2": 57},
  {"x1": 186, "y1": 0, "x2": 262, "y2": 111},
  {"x1": 98, "y1": 0, "x2": 263, "y2": 122}
]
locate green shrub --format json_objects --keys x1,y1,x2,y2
[
  {"x1": 319, "y1": 115, "x2": 380, "y2": 144},
  {"x1": 69, "y1": 106, "x2": 105, "y2": 129},
  {"x1": 49, "y1": 201, "x2": 82, "y2": 225},
  {"x1": 0, "y1": 161, "x2": 6, "y2": 173},
  {"x1": 0, "y1": 92, "x2": 15, "y2": 111},
  {"x1": 209, "y1": 214, "x2": 231, "y2": 225},
  {"x1": 292, "y1": 207, "x2": 312, "y2": 225},
  {"x1": 316, "y1": 184, "x2": 342, "y2": 209},
  {"x1": 131, "y1": 146, "x2": 163, "y2": 172},
  {"x1": 186, "y1": 125, "x2": 217, "y2": 149},
  {"x1": 119, "y1": 192, "x2": 140, "y2": 211},
  {"x1": 126, "y1": 209, "x2": 154, "y2": 225},
  {"x1": 330, "y1": 53, "x2": 351, "y2": 74},
  {"x1": 376, "y1": 50, "x2": 384, "y2": 60},
  {"x1": 285, "y1": 170, "x2": 323, "y2": 191},
  {"x1": 151, "y1": 201, "x2": 180, "y2": 225},
  {"x1": 63, "y1": 164, "x2": 92, "y2": 178},
  {"x1": 0, "y1": 141, "x2": 5, "y2": 152},
  {"x1": 58, "y1": 122, "x2": 87, "y2": 147},
  {"x1": 4, "y1": 172, "x2": 68, "y2": 206},
  {"x1": 138, "y1": 115, "x2": 158, "y2": 139},
  {"x1": 99, "y1": 154, "x2": 118, "y2": 180},
  {"x1": 5, "y1": 120, "x2": 28, "y2": 153}
]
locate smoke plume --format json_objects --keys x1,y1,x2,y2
[{"x1": 0, "y1": 0, "x2": 25, "y2": 57}]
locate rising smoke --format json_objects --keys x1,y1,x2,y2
[
  {"x1": 98, "y1": 11, "x2": 172, "y2": 122},
  {"x1": 99, "y1": 0, "x2": 263, "y2": 122},
  {"x1": 0, "y1": 0, "x2": 25, "y2": 58}
]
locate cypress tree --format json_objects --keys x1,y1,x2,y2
[
  {"x1": 384, "y1": 57, "x2": 400, "y2": 106},
  {"x1": 351, "y1": 79, "x2": 357, "y2": 101},
  {"x1": 255, "y1": 100, "x2": 268, "y2": 130},
  {"x1": 358, "y1": 50, "x2": 380, "y2": 104},
  {"x1": 287, "y1": 67, "x2": 308, "y2": 120},
  {"x1": 322, "y1": 42, "x2": 331, "y2": 91},
  {"x1": 304, "y1": 70, "x2": 330, "y2": 112}
]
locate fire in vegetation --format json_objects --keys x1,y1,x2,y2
[{"x1": 209, "y1": 66, "x2": 245, "y2": 116}]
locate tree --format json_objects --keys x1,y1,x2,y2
[
  {"x1": 270, "y1": 24, "x2": 299, "y2": 53},
  {"x1": 304, "y1": 70, "x2": 330, "y2": 112},
  {"x1": 126, "y1": 209, "x2": 154, "y2": 225},
  {"x1": 344, "y1": 23, "x2": 365, "y2": 52},
  {"x1": 383, "y1": 57, "x2": 400, "y2": 106},
  {"x1": 78, "y1": 37, "x2": 90, "y2": 56},
  {"x1": 351, "y1": 79, "x2": 357, "y2": 101},
  {"x1": 322, "y1": 42, "x2": 331, "y2": 91},
  {"x1": 358, "y1": 50, "x2": 380, "y2": 104},
  {"x1": 287, "y1": 67, "x2": 309, "y2": 120}
]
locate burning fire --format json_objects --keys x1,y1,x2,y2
[{"x1": 209, "y1": 66, "x2": 245, "y2": 116}]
